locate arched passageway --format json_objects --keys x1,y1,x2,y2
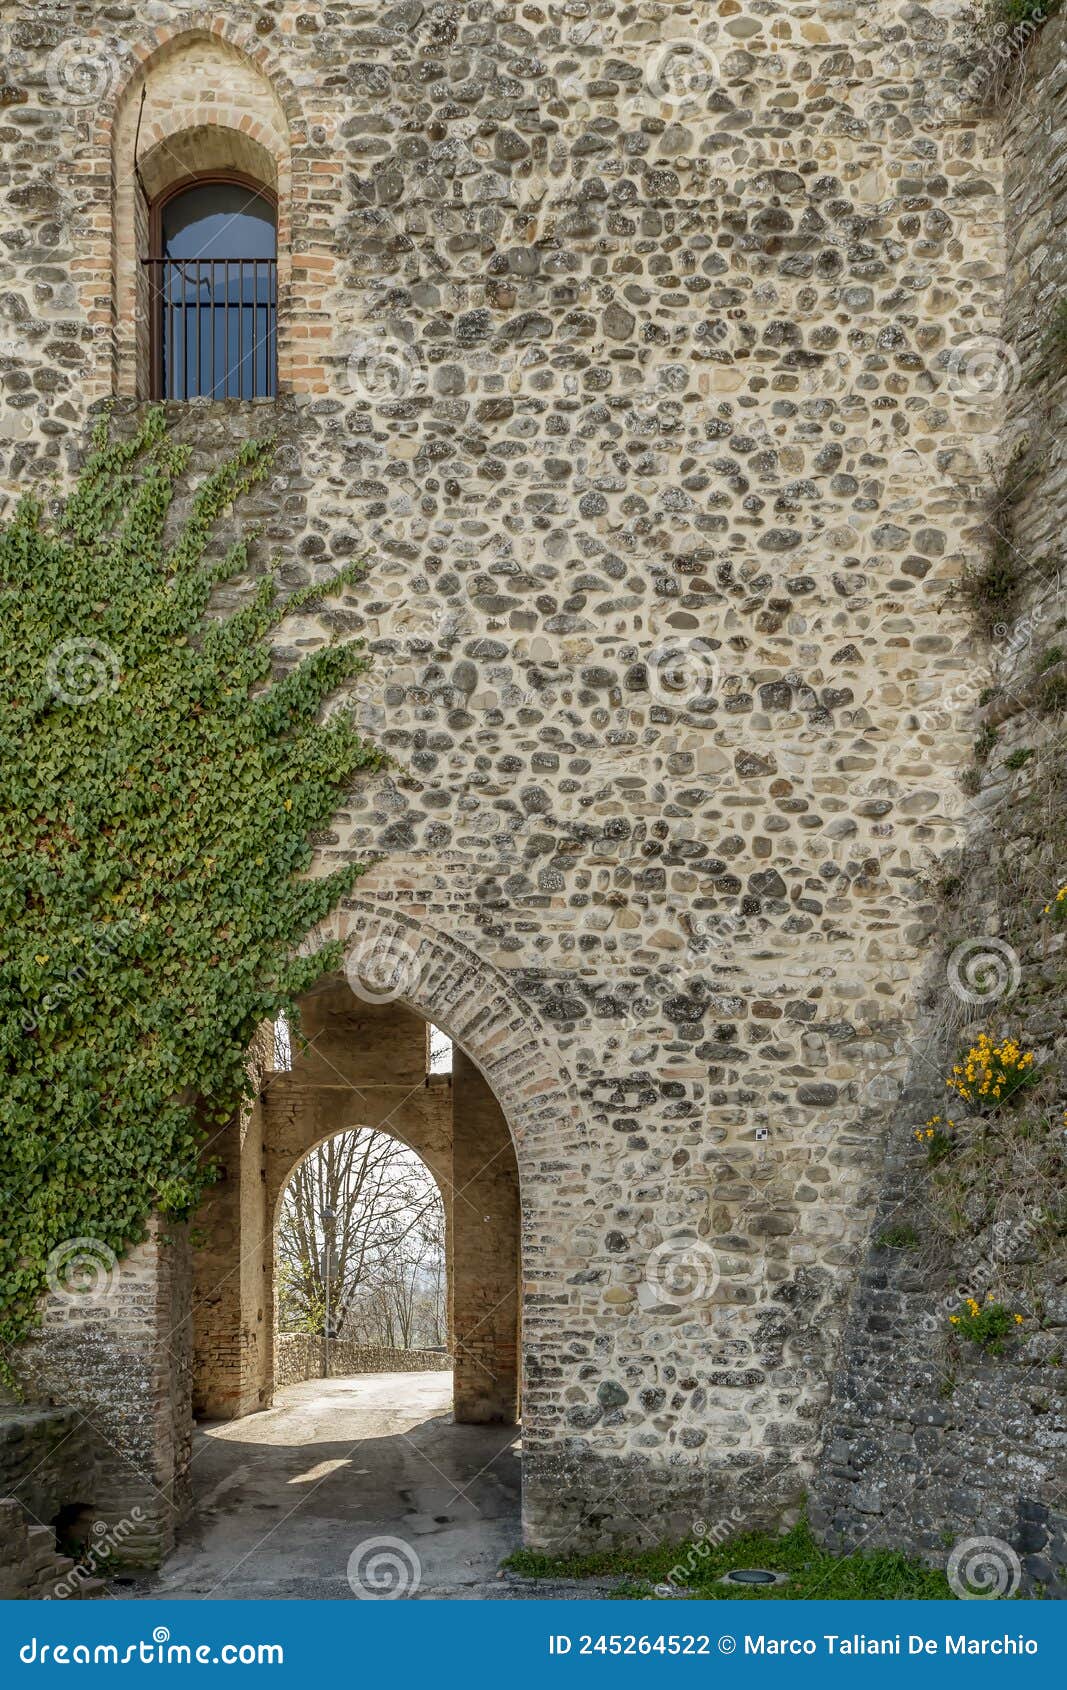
[
  {"x1": 13, "y1": 913, "x2": 581, "y2": 1567},
  {"x1": 173, "y1": 981, "x2": 525, "y2": 1592},
  {"x1": 275, "y1": 1124, "x2": 448, "y2": 1367},
  {"x1": 190, "y1": 979, "x2": 523, "y2": 1431}
]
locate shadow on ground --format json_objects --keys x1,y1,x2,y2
[{"x1": 122, "y1": 1372, "x2": 524, "y2": 1600}]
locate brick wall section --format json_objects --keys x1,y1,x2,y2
[
  {"x1": 452, "y1": 1047, "x2": 521, "y2": 1423},
  {"x1": 192, "y1": 1025, "x2": 273, "y2": 1420},
  {"x1": 274, "y1": 1335, "x2": 451, "y2": 1388},
  {"x1": 10, "y1": 1221, "x2": 191, "y2": 1568}
]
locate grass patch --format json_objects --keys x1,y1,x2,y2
[
  {"x1": 959, "y1": 541, "x2": 1021, "y2": 639},
  {"x1": 1039, "y1": 674, "x2": 1067, "y2": 714},
  {"x1": 503, "y1": 1519, "x2": 953, "y2": 1600},
  {"x1": 974, "y1": 723, "x2": 999, "y2": 764},
  {"x1": 877, "y1": 1224, "x2": 919, "y2": 1249},
  {"x1": 982, "y1": 0, "x2": 1059, "y2": 24}
]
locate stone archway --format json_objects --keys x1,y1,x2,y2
[
  {"x1": 11, "y1": 910, "x2": 583, "y2": 1565},
  {"x1": 271, "y1": 1118, "x2": 451, "y2": 1383},
  {"x1": 194, "y1": 984, "x2": 525, "y2": 1429}
]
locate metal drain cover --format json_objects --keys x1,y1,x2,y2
[{"x1": 720, "y1": 1567, "x2": 788, "y2": 1587}]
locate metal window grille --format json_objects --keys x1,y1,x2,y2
[{"x1": 143, "y1": 258, "x2": 278, "y2": 400}]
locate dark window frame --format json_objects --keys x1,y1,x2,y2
[{"x1": 146, "y1": 171, "x2": 279, "y2": 402}]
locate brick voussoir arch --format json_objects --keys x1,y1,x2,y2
[
  {"x1": 339, "y1": 898, "x2": 588, "y2": 1161},
  {"x1": 83, "y1": 15, "x2": 310, "y2": 397},
  {"x1": 101, "y1": 15, "x2": 307, "y2": 141}
]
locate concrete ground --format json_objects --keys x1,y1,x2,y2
[{"x1": 126, "y1": 1372, "x2": 532, "y2": 1601}]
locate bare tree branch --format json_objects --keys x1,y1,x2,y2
[{"x1": 277, "y1": 1128, "x2": 445, "y2": 1349}]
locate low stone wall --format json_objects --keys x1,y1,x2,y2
[
  {"x1": 809, "y1": 1098, "x2": 1067, "y2": 1598},
  {"x1": 0, "y1": 1500, "x2": 105, "y2": 1601},
  {"x1": 0, "y1": 1406, "x2": 89, "y2": 1528},
  {"x1": 275, "y1": 1334, "x2": 452, "y2": 1388}
]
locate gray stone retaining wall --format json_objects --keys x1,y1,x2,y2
[
  {"x1": 275, "y1": 1334, "x2": 453, "y2": 1388},
  {"x1": 811, "y1": 12, "x2": 1067, "y2": 1598}
]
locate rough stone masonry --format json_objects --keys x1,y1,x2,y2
[{"x1": 2, "y1": 0, "x2": 1050, "y2": 1567}]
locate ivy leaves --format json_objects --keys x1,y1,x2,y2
[{"x1": 0, "y1": 407, "x2": 382, "y2": 1356}]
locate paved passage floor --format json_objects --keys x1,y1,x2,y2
[{"x1": 130, "y1": 1372, "x2": 524, "y2": 1600}]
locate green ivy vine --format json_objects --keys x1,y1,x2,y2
[{"x1": 0, "y1": 407, "x2": 383, "y2": 1361}]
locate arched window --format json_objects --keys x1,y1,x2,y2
[{"x1": 145, "y1": 174, "x2": 277, "y2": 400}]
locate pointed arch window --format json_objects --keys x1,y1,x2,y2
[{"x1": 144, "y1": 174, "x2": 277, "y2": 400}]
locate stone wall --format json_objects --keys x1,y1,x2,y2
[
  {"x1": 0, "y1": 1500, "x2": 105, "y2": 1601},
  {"x1": 811, "y1": 12, "x2": 1067, "y2": 1598},
  {"x1": 0, "y1": 0, "x2": 1016, "y2": 1551},
  {"x1": 275, "y1": 1333, "x2": 452, "y2": 1388},
  {"x1": 0, "y1": 1406, "x2": 87, "y2": 1531},
  {"x1": 10, "y1": 1222, "x2": 191, "y2": 1568}
]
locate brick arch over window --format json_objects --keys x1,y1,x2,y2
[{"x1": 83, "y1": 18, "x2": 327, "y2": 399}]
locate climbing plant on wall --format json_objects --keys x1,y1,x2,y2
[{"x1": 0, "y1": 406, "x2": 382, "y2": 1359}]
